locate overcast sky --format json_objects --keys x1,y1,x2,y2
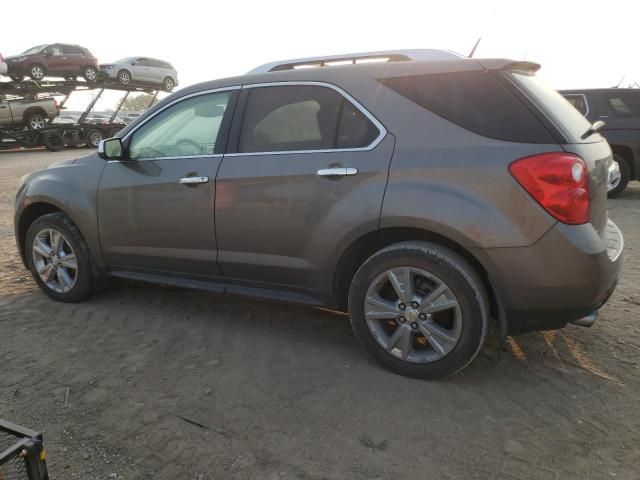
[{"x1": 2, "y1": 0, "x2": 639, "y2": 91}]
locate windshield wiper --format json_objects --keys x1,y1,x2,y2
[{"x1": 581, "y1": 120, "x2": 606, "y2": 140}]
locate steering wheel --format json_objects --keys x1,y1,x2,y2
[{"x1": 176, "y1": 138, "x2": 203, "y2": 156}]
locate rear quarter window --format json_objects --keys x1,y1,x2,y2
[{"x1": 380, "y1": 71, "x2": 555, "y2": 143}]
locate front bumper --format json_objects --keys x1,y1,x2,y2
[{"x1": 477, "y1": 219, "x2": 623, "y2": 334}]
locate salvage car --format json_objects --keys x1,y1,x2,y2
[
  {"x1": 99, "y1": 57, "x2": 178, "y2": 91},
  {"x1": 0, "y1": 94, "x2": 58, "y2": 129},
  {"x1": 14, "y1": 50, "x2": 623, "y2": 379},
  {"x1": 6, "y1": 44, "x2": 98, "y2": 82},
  {"x1": 561, "y1": 88, "x2": 640, "y2": 196}
]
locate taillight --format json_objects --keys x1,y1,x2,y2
[{"x1": 509, "y1": 152, "x2": 589, "y2": 225}]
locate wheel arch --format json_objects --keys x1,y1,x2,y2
[
  {"x1": 332, "y1": 226, "x2": 504, "y2": 334},
  {"x1": 22, "y1": 106, "x2": 48, "y2": 124},
  {"x1": 17, "y1": 202, "x2": 63, "y2": 263},
  {"x1": 610, "y1": 144, "x2": 636, "y2": 179}
]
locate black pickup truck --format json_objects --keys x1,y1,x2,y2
[{"x1": 560, "y1": 88, "x2": 640, "y2": 196}]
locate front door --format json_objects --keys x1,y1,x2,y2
[
  {"x1": 44, "y1": 44, "x2": 69, "y2": 75},
  {"x1": 215, "y1": 83, "x2": 393, "y2": 295},
  {"x1": 98, "y1": 88, "x2": 238, "y2": 279}
]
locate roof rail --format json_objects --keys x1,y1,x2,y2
[{"x1": 247, "y1": 49, "x2": 464, "y2": 74}]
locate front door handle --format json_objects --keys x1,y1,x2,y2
[
  {"x1": 179, "y1": 176, "x2": 209, "y2": 185},
  {"x1": 317, "y1": 167, "x2": 358, "y2": 177}
]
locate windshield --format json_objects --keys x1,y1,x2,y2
[
  {"x1": 22, "y1": 45, "x2": 45, "y2": 55},
  {"x1": 114, "y1": 57, "x2": 135, "y2": 64},
  {"x1": 509, "y1": 71, "x2": 594, "y2": 143}
]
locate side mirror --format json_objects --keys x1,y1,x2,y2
[
  {"x1": 131, "y1": 61, "x2": 137, "y2": 66},
  {"x1": 44, "y1": 50, "x2": 52, "y2": 57},
  {"x1": 98, "y1": 137, "x2": 124, "y2": 160}
]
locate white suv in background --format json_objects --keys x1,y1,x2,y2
[{"x1": 99, "y1": 57, "x2": 178, "y2": 92}]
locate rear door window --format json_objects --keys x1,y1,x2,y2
[
  {"x1": 380, "y1": 71, "x2": 555, "y2": 143},
  {"x1": 238, "y1": 85, "x2": 380, "y2": 153},
  {"x1": 63, "y1": 45, "x2": 84, "y2": 55}
]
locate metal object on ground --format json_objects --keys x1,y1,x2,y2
[{"x1": 0, "y1": 420, "x2": 48, "y2": 480}]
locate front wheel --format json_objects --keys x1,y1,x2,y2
[
  {"x1": 40, "y1": 131, "x2": 65, "y2": 151},
  {"x1": 162, "y1": 77, "x2": 175, "y2": 92},
  {"x1": 28, "y1": 64, "x2": 45, "y2": 81},
  {"x1": 25, "y1": 212, "x2": 94, "y2": 302},
  {"x1": 117, "y1": 69, "x2": 131, "y2": 85},
  {"x1": 348, "y1": 241, "x2": 488, "y2": 379},
  {"x1": 607, "y1": 155, "x2": 630, "y2": 198}
]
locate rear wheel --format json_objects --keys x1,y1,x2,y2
[
  {"x1": 83, "y1": 66, "x2": 97, "y2": 82},
  {"x1": 10, "y1": 75, "x2": 24, "y2": 82},
  {"x1": 85, "y1": 128, "x2": 104, "y2": 148},
  {"x1": 28, "y1": 64, "x2": 45, "y2": 81},
  {"x1": 25, "y1": 111, "x2": 47, "y2": 129},
  {"x1": 348, "y1": 241, "x2": 488, "y2": 379},
  {"x1": 25, "y1": 212, "x2": 94, "y2": 302},
  {"x1": 607, "y1": 154, "x2": 630, "y2": 198}
]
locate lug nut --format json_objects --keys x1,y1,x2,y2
[
  {"x1": 411, "y1": 322, "x2": 418, "y2": 330},
  {"x1": 399, "y1": 316, "x2": 406, "y2": 323},
  {"x1": 398, "y1": 303, "x2": 406, "y2": 311},
  {"x1": 419, "y1": 313, "x2": 427, "y2": 320},
  {"x1": 411, "y1": 301, "x2": 419, "y2": 309}
]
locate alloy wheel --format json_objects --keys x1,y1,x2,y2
[
  {"x1": 30, "y1": 66, "x2": 44, "y2": 80},
  {"x1": 119, "y1": 72, "x2": 130, "y2": 84},
  {"x1": 85, "y1": 68, "x2": 97, "y2": 81},
  {"x1": 32, "y1": 228, "x2": 78, "y2": 293},
  {"x1": 607, "y1": 159, "x2": 622, "y2": 192},
  {"x1": 29, "y1": 115, "x2": 46, "y2": 129},
  {"x1": 364, "y1": 267, "x2": 462, "y2": 363},
  {"x1": 88, "y1": 131, "x2": 103, "y2": 147}
]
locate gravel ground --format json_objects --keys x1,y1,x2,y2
[{"x1": 1, "y1": 149, "x2": 639, "y2": 479}]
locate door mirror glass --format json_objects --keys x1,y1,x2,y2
[{"x1": 98, "y1": 138, "x2": 124, "y2": 160}]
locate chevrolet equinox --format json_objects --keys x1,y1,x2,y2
[{"x1": 14, "y1": 50, "x2": 624, "y2": 379}]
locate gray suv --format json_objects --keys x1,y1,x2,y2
[{"x1": 14, "y1": 50, "x2": 624, "y2": 379}]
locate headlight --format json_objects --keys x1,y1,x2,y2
[
  {"x1": 102, "y1": 65, "x2": 114, "y2": 69},
  {"x1": 11, "y1": 56, "x2": 28, "y2": 62}
]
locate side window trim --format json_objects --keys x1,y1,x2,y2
[
  {"x1": 116, "y1": 86, "x2": 241, "y2": 162},
  {"x1": 225, "y1": 81, "x2": 387, "y2": 156}
]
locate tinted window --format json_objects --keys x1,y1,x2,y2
[
  {"x1": 135, "y1": 58, "x2": 150, "y2": 67},
  {"x1": 238, "y1": 85, "x2": 379, "y2": 153},
  {"x1": 380, "y1": 71, "x2": 555, "y2": 143},
  {"x1": 563, "y1": 94, "x2": 588, "y2": 116},
  {"x1": 509, "y1": 72, "x2": 592, "y2": 143},
  {"x1": 46, "y1": 45, "x2": 63, "y2": 56},
  {"x1": 603, "y1": 93, "x2": 640, "y2": 118},
  {"x1": 129, "y1": 91, "x2": 231, "y2": 159},
  {"x1": 63, "y1": 45, "x2": 84, "y2": 55}
]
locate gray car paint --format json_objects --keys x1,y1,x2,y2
[{"x1": 15, "y1": 57, "x2": 623, "y2": 335}]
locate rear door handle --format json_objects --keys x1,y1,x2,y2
[
  {"x1": 179, "y1": 176, "x2": 209, "y2": 185},
  {"x1": 317, "y1": 167, "x2": 358, "y2": 177}
]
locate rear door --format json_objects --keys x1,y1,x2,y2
[
  {"x1": 132, "y1": 58, "x2": 152, "y2": 82},
  {"x1": 215, "y1": 82, "x2": 393, "y2": 296},
  {"x1": 0, "y1": 95, "x2": 11, "y2": 126},
  {"x1": 98, "y1": 88, "x2": 238, "y2": 279}
]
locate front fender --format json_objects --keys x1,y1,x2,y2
[{"x1": 15, "y1": 155, "x2": 105, "y2": 268}]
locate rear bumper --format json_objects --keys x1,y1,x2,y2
[{"x1": 477, "y1": 219, "x2": 623, "y2": 334}]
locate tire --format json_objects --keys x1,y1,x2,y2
[
  {"x1": 117, "y1": 69, "x2": 131, "y2": 85},
  {"x1": 162, "y1": 76, "x2": 175, "y2": 92},
  {"x1": 25, "y1": 111, "x2": 47, "y2": 130},
  {"x1": 10, "y1": 75, "x2": 24, "y2": 82},
  {"x1": 28, "y1": 64, "x2": 46, "y2": 81},
  {"x1": 348, "y1": 241, "x2": 488, "y2": 379},
  {"x1": 85, "y1": 128, "x2": 104, "y2": 148},
  {"x1": 41, "y1": 131, "x2": 65, "y2": 151},
  {"x1": 25, "y1": 212, "x2": 94, "y2": 302},
  {"x1": 607, "y1": 154, "x2": 630, "y2": 198},
  {"x1": 108, "y1": 126, "x2": 124, "y2": 137},
  {"x1": 83, "y1": 66, "x2": 97, "y2": 82}
]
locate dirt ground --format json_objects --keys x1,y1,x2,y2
[{"x1": 0, "y1": 149, "x2": 639, "y2": 480}]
